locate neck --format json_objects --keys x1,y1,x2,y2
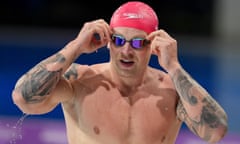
[{"x1": 109, "y1": 64, "x2": 147, "y2": 95}]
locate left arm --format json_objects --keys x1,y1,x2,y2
[
  {"x1": 147, "y1": 29, "x2": 228, "y2": 143},
  {"x1": 173, "y1": 66, "x2": 228, "y2": 143}
]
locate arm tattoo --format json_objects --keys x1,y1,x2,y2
[
  {"x1": 19, "y1": 53, "x2": 65, "y2": 103},
  {"x1": 174, "y1": 68, "x2": 227, "y2": 141},
  {"x1": 201, "y1": 97, "x2": 221, "y2": 128},
  {"x1": 177, "y1": 100, "x2": 200, "y2": 136},
  {"x1": 174, "y1": 69, "x2": 198, "y2": 105},
  {"x1": 177, "y1": 99, "x2": 220, "y2": 141},
  {"x1": 64, "y1": 64, "x2": 78, "y2": 80}
]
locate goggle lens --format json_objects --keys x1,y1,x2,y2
[{"x1": 112, "y1": 35, "x2": 149, "y2": 49}]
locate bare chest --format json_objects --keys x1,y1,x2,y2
[{"x1": 74, "y1": 86, "x2": 181, "y2": 144}]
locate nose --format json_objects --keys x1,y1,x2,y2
[{"x1": 121, "y1": 42, "x2": 133, "y2": 55}]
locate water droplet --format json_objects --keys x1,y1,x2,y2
[{"x1": 9, "y1": 113, "x2": 29, "y2": 143}]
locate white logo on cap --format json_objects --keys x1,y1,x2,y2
[{"x1": 123, "y1": 13, "x2": 143, "y2": 19}]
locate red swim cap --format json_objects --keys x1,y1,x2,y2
[{"x1": 110, "y1": 1, "x2": 159, "y2": 34}]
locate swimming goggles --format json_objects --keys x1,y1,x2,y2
[{"x1": 111, "y1": 34, "x2": 150, "y2": 49}]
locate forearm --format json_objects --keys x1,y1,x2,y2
[
  {"x1": 171, "y1": 66, "x2": 228, "y2": 142},
  {"x1": 13, "y1": 40, "x2": 81, "y2": 103}
]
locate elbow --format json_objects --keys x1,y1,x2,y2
[
  {"x1": 12, "y1": 89, "x2": 56, "y2": 115},
  {"x1": 12, "y1": 90, "x2": 43, "y2": 114},
  {"x1": 12, "y1": 89, "x2": 25, "y2": 109},
  {"x1": 207, "y1": 118, "x2": 228, "y2": 143},
  {"x1": 12, "y1": 89, "x2": 32, "y2": 114},
  {"x1": 211, "y1": 123, "x2": 228, "y2": 143},
  {"x1": 208, "y1": 126, "x2": 228, "y2": 143}
]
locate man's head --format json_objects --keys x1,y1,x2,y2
[
  {"x1": 110, "y1": 1, "x2": 159, "y2": 34},
  {"x1": 108, "y1": 2, "x2": 158, "y2": 78}
]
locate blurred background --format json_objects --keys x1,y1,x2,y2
[{"x1": 0, "y1": 0, "x2": 239, "y2": 143}]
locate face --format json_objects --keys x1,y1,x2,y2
[{"x1": 109, "y1": 27, "x2": 152, "y2": 78}]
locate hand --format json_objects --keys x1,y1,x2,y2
[
  {"x1": 146, "y1": 29, "x2": 180, "y2": 73},
  {"x1": 75, "y1": 19, "x2": 112, "y2": 54}
]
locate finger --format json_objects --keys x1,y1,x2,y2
[
  {"x1": 93, "y1": 33, "x2": 101, "y2": 41},
  {"x1": 150, "y1": 36, "x2": 173, "y2": 55},
  {"x1": 158, "y1": 29, "x2": 173, "y2": 39},
  {"x1": 101, "y1": 21, "x2": 112, "y2": 41},
  {"x1": 94, "y1": 19, "x2": 112, "y2": 41},
  {"x1": 146, "y1": 31, "x2": 157, "y2": 40},
  {"x1": 150, "y1": 39, "x2": 161, "y2": 55},
  {"x1": 147, "y1": 29, "x2": 173, "y2": 41},
  {"x1": 151, "y1": 48, "x2": 158, "y2": 56},
  {"x1": 92, "y1": 25, "x2": 105, "y2": 41},
  {"x1": 93, "y1": 21, "x2": 111, "y2": 42},
  {"x1": 94, "y1": 28, "x2": 110, "y2": 47}
]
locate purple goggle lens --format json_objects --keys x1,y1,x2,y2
[{"x1": 111, "y1": 34, "x2": 150, "y2": 49}]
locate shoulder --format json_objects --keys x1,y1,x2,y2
[
  {"x1": 148, "y1": 66, "x2": 175, "y2": 89},
  {"x1": 64, "y1": 63, "x2": 89, "y2": 81},
  {"x1": 64, "y1": 62, "x2": 109, "y2": 81}
]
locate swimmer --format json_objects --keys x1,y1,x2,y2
[{"x1": 12, "y1": 1, "x2": 228, "y2": 144}]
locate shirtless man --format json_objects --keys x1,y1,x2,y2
[{"x1": 12, "y1": 1, "x2": 228, "y2": 144}]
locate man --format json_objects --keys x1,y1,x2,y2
[{"x1": 12, "y1": 1, "x2": 228, "y2": 144}]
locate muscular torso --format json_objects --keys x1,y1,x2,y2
[{"x1": 61, "y1": 64, "x2": 182, "y2": 144}]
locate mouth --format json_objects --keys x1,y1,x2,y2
[{"x1": 120, "y1": 59, "x2": 135, "y2": 67}]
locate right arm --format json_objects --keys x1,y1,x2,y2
[
  {"x1": 12, "y1": 45, "x2": 77, "y2": 114},
  {"x1": 12, "y1": 19, "x2": 112, "y2": 114}
]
